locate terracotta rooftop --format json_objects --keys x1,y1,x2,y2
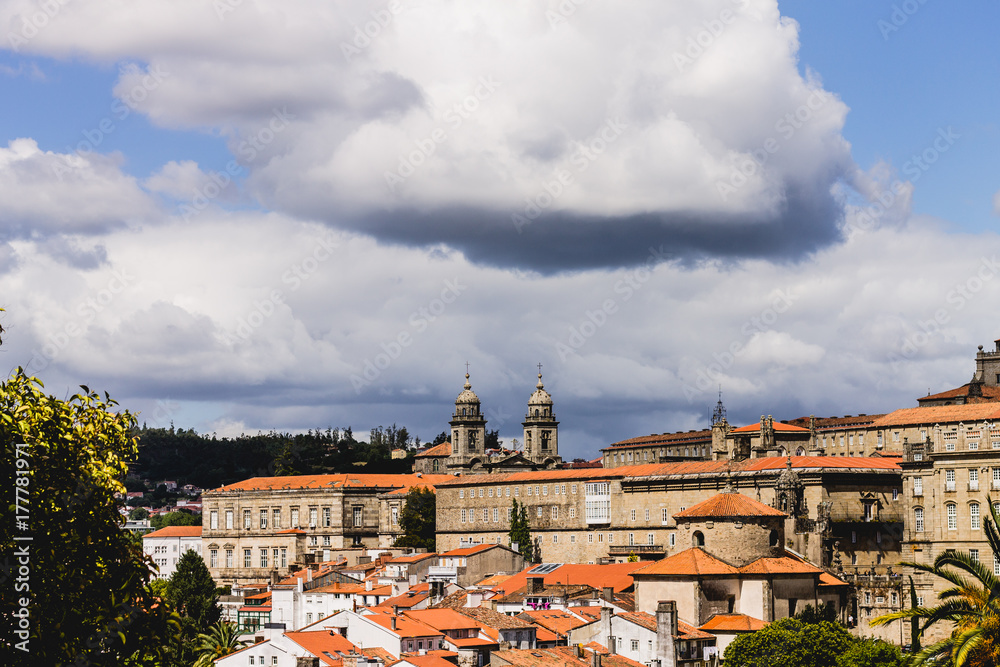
[
  {"x1": 731, "y1": 422, "x2": 810, "y2": 433},
  {"x1": 784, "y1": 414, "x2": 885, "y2": 429},
  {"x1": 285, "y1": 631, "x2": 358, "y2": 667},
  {"x1": 698, "y1": 613, "x2": 767, "y2": 632},
  {"x1": 605, "y1": 429, "x2": 712, "y2": 449},
  {"x1": 403, "y1": 608, "x2": 482, "y2": 632},
  {"x1": 429, "y1": 590, "x2": 469, "y2": 610},
  {"x1": 871, "y1": 404, "x2": 1000, "y2": 427},
  {"x1": 518, "y1": 609, "x2": 593, "y2": 637},
  {"x1": 677, "y1": 620, "x2": 715, "y2": 641},
  {"x1": 439, "y1": 543, "x2": 501, "y2": 557},
  {"x1": 918, "y1": 384, "x2": 1000, "y2": 403},
  {"x1": 416, "y1": 442, "x2": 452, "y2": 458},
  {"x1": 390, "y1": 553, "x2": 438, "y2": 564},
  {"x1": 393, "y1": 655, "x2": 456, "y2": 667},
  {"x1": 459, "y1": 606, "x2": 535, "y2": 630},
  {"x1": 633, "y1": 548, "x2": 739, "y2": 577},
  {"x1": 673, "y1": 492, "x2": 787, "y2": 520},
  {"x1": 475, "y1": 573, "x2": 513, "y2": 588},
  {"x1": 737, "y1": 556, "x2": 823, "y2": 575},
  {"x1": 495, "y1": 562, "x2": 645, "y2": 596},
  {"x1": 143, "y1": 525, "x2": 202, "y2": 538},
  {"x1": 616, "y1": 611, "x2": 655, "y2": 632},
  {"x1": 367, "y1": 611, "x2": 444, "y2": 638},
  {"x1": 213, "y1": 473, "x2": 455, "y2": 492}
]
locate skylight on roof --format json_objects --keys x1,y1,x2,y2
[{"x1": 528, "y1": 563, "x2": 562, "y2": 574}]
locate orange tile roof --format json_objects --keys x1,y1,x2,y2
[
  {"x1": 633, "y1": 548, "x2": 739, "y2": 576},
  {"x1": 213, "y1": 473, "x2": 456, "y2": 492},
  {"x1": 416, "y1": 442, "x2": 452, "y2": 458},
  {"x1": 784, "y1": 414, "x2": 885, "y2": 429},
  {"x1": 495, "y1": 562, "x2": 645, "y2": 595},
  {"x1": 698, "y1": 613, "x2": 767, "y2": 632},
  {"x1": 534, "y1": 627, "x2": 559, "y2": 642},
  {"x1": 819, "y1": 572, "x2": 850, "y2": 587},
  {"x1": 673, "y1": 493, "x2": 787, "y2": 519},
  {"x1": 871, "y1": 404, "x2": 1000, "y2": 428},
  {"x1": 518, "y1": 610, "x2": 593, "y2": 637},
  {"x1": 391, "y1": 553, "x2": 438, "y2": 564},
  {"x1": 547, "y1": 647, "x2": 648, "y2": 667},
  {"x1": 617, "y1": 611, "x2": 656, "y2": 632},
  {"x1": 447, "y1": 636, "x2": 497, "y2": 648},
  {"x1": 919, "y1": 384, "x2": 1000, "y2": 402},
  {"x1": 476, "y1": 574, "x2": 512, "y2": 587},
  {"x1": 731, "y1": 422, "x2": 810, "y2": 433},
  {"x1": 362, "y1": 647, "x2": 398, "y2": 663},
  {"x1": 143, "y1": 526, "x2": 202, "y2": 538},
  {"x1": 403, "y1": 609, "x2": 481, "y2": 631},
  {"x1": 367, "y1": 611, "x2": 443, "y2": 638},
  {"x1": 606, "y1": 430, "x2": 712, "y2": 448},
  {"x1": 275, "y1": 528, "x2": 308, "y2": 535},
  {"x1": 439, "y1": 543, "x2": 499, "y2": 557},
  {"x1": 738, "y1": 556, "x2": 823, "y2": 575},
  {"x1": 459, "y1": 606, "x2": 535, "y2": 630},
  {"x1": 285, "y1": 631, "x2": 358, "y2": 666},
  {"x1": 677, "y1": 620, "x2": 715, "y2": 641},
  {"x1": 394, "y1": 655, "x2": 456, "y2": 667}
]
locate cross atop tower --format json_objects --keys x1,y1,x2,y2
[
  {"x1": 537, "y1": 362, "x2": 543, "y2": 375},
  {"x1": 465, "y1": 361, "x2": 470, "y2": 374}
]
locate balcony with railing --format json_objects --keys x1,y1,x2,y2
[{"x1": 608, "y1": 544, "x2": 666, "y2": 559}]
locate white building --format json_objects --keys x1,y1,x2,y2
[{"x1": 142, "y1": 525, "x2": 202, "y2": 579}]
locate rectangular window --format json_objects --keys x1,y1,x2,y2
[
  {"x1": 210, "y1": 549, "x2": 218, "y2": 568},
  {"x1": 494, "y1": 508, "x2": 499, "y2": 522},
  {"x1": 506, "y1": 487, "x2": 510, "y2": 497},
  {"x1": 915, "y1": 508, "x2": 924, "y2": 532},
  {"x1": 669, "y1": 533, "x2": 676, "y2": 547},
  {"x1": 648, "y1": 533, "x2": 654, "y2": 545},
  {"x1": 461, "y1": 509, "x2": 467, "y2": 523},
  {"x1": 891, "y1": 592, "x2": 898, "y2": 605},
  {"x1": 260, "y1": 548, "x2": 268, "y2": 568},
  {"x1": 608, "y1": 533, "x2": 614, "y2": 543},
  {"x1": 260, "y1": 509, "x2": 268, "y2": 529},
  {"x1": 914, "y1": 477, "x2": 923, "y2": 495},
  {"x1": 535, "y1": 486, "x2": 540, "y2": 496},
  {"x1": 353, "y1": 506, "x2": 363, "y2": 527},
  {"x1": 281, "y1": 548, "x2": 287, "y2": 567},
  {"x1": 515, "y1": 487, "x2": 520, "y2": 497},
  {"x1": 483, "y1": 508, "x2": 488, "y2": 522},
  {"x1": 588, "y1": 533, "x2": 593, "y2": 543},
  {"x1": 323, "y1": 507, "x2": 332, "y2": 527},
  {"x1": 552, "y1": 535, "x2": 558, "y2": 544},
  {"x1": 507, "y1": 507, "x2": 513, "y2": 521},
  {"x1": 460, "y1": 489, "x2": 465, "y2": 499},
  {"x1": 561, "y1": 485, "x2": 567, "y2": 494},
  {"x1": 598, "y1": 533, "x2": 604, "y2": 542},
  {"x1": 631, "y1": 640, "x2": 639, "y2": 652},
  {"x1": 892, "y1": 488, "x2": 899, "y2": 501},
  {"x1": 662, "y1": 508, "x2": 670, "y2": 524},
  {"x1": 226, "y1": 549, "x2": 233, "y2": 568},
  {"x1": 946, "y1": 469, "x2": 956, "y2": 492},
  {"x1": 210, "y1": 510, "x2": 218, "y2": 529},
  {"x1": 273, "y1": 509, "x2": 280, "y2": 529},
  {"x1": 226, "y1": 510, "x2": 233, "y2": 529},
  {"x1": 570, "y1": 535, "x2": 576, "y2": 543},
  {"x1": 628, "y1": 533, "x2": 635, "y2": 545},
  {"x1": 323, "y1": 535, "x2": 331, "y2": 546},
  {"x1": 536, "y1": 507, "x2": 542, "y2": 518},
  {"x1": 645, "y1": 509, "x2": 650, "y2": 521},
  {"x1": 971, "y1": 549, "x2": 980, "y2": 563},
  {"x1": 527, "y1": 486, "x2": 532, "y2": 496},
  {"x1": 244, "y1": 549, "x2": 252, "y2": 568},
  {"x1": 554, "y1": 485, "x2": 559, "y2": 495},
  {"x1": 948, "y1": 504, "x2": 957, "y2": 530},
  {"x1": 551, "y1": 506, "x2": 559, "y2": 520},
  {"x1": 569, "y1": 506, "x2": 576, "y2": 518},
  {"x1": 290, "y1": 508, "x2": 299, "y2": 527},
  {"x1": 972, "y1": 503, "x2": 981, "y2": 530},
  {"x1": 970, "y1": 469, "x2": 980, "y2": 491},
  {"x1": 479, "y1": 488, "x2": 484, "y2": 498},
  {"x1": 542, "y1": 486, "x2": 548, "y2": 496},
  {"x1": 244, "y1": 509, "x2": 252, "y2": 529},
  {"x1": 630, "y1": 509, "x2": 636, "y2": 522},
  {"x1": 571, "y1": 484, "x2": 577, "y2": 494},
  {"x1": 309, "y1": 507, "x2": 318, "y2": 528},
  {"x1": 995, "y1": 554, "x2": 1000, "y2": 576}
]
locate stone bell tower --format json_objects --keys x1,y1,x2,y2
[
  {"x1": 522, "y1": 366, "x2": 561, "y2": 468},
  {"x1": 449, "y1": 370, "x2": 487, "y2": 469}
]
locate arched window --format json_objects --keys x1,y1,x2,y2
[
  {"x1": 778, "y1": 493, "x2": 788, "y2": 512},
  {"x1": 769, "y1": 530, "x2": 779, "y2": 547},
  {"x1": 535, "y1": 409, "x2": 539, "y2": 417},
  {"x1": 432, "y1": 459, "x2": 440, "y2": 472},
  {"x1": 693, "y1": 531, "x2": 705, "y2": 547},
  {"x1": 462, "y1": 408, "x2": 466, "y2": 416},
  {"x1": 795, "y1": 447, "x2": 805, "y2": 456},
  {"x1": 971, "y1": 502, "x2": 981, "y2": 530},
  {"x1": 914, "y1": 507, "x2": 924, "y2": 532}
]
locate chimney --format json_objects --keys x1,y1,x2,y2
[
  {"x1": 391, "y1": 616, "x2": 397, "y2": 631},
  {"x1": 366, "y1": 579, "x2": 373, "y2": 591},
  {"x1": 528, "y1": 575, "x2": 545, "y2": 594},
  {"x1": 601, "y1": 607, "x2": 612, "y2": 655},
  {"x1": 602, "y1": 586, "x2": 614, "y2": 603},
  {"x1": 655, "y1": 601, "x2": 677, "y2": 667},
  {"x1": 306, "y1": 568, "x2": 313, "y2": 583},
  {"x1": 591, "y1": 650, "x2": 601, "y2": 667}
]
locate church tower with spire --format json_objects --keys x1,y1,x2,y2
[
  {"x1": 449, "y1": 370, "x2": 487, "y2": 469},
  {"x1": 522, "y1": 366, "x2": 561, "y2": 468}
]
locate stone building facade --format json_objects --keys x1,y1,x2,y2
[
  {"x1": 432, "y1": 457, "x2": 904, "y2": 574},
  {"x1": 201, "y1": 473, "x2": 453, "y2": 585}
]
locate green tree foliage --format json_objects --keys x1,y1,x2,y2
[
  {"x1": 165, "y1": 550, "x2": 221, "y2": 665},
  {"x1": 394, "y1": 487, "x2": 436, "y2": 551},
  {"x1": 130, "y1": 506, "x2": 150, "y2": 520},
  {"x1": 795, "y1": 602, "x2": 838, "y2": 624},
  {"x1": 193, "y1": 621, "x2": 245, "y2": 667},
  {"x1": 0, "y1": 368, "x2": 178, "y2": 665},
  {"x1": 150, "y1": 509, "x2": 201, "y2": 530},
  {"x1": 722, "y1": 618, "x2": 854, "y2": 667},
  {"x1": 872, "y1": 500, "x2": 1000, "y2": 666},
  {"x1": 836, "y1": 638, "x2": 903, "y2": 667},
  {"x1": 432, "y1": 431, "x2": 449, "y2": 445},
  {"x1": 485, "y1": 428, "x2": 500, "y2": 450},
  {"x1": 508, "y1": 499, "x2": 533, "y2": 562}
]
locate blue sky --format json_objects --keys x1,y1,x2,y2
[{"x1": 1, "y1": 1, "x2": 998, "y2": 456}]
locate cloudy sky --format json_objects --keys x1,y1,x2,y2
[{"x1": 1, "y1": 0, "x2": 998, "y2": 459}]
